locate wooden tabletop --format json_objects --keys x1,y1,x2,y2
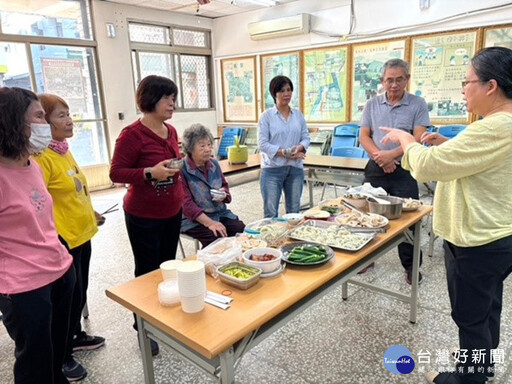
[
  {"x1": 106, "y1": 206, "x2": 432, "y2": 360},
  {"x1": 218, "y1": 153, "x2": 367, "y2": 175},
  {"x1": 218, "y1": 154, "x2": 261, "y2": 175},
  {"x1": 303, "y1": 154, "x2": 368, "y2": 170}
]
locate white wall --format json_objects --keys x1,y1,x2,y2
[
  {"x1": 91, "y1": 0, "x2": 216, "y2": 151},
  {"x1": 212, "y1": 0, "x2": 512, "y2": 125},
  {"x1": 91, "y1": 0, "x2": 512, "y2": 150}
]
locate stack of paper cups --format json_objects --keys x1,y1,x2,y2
[
  {"x1": 177, "y1": 260, "x2": 206, "y2": 313},
  {"x1": 160, "y1": 259, "x2": 183, "y2": 281}
]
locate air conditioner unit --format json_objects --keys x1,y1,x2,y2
[{"x1": 248, "y1": 13, "x2": 310, "y2": 40}]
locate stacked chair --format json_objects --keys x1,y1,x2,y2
[{"x1": 217, "y1": 127, "x2": 245, "y2": 159}]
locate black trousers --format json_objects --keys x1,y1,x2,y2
[
  {"x1": 0, "y1": 266, "x2": 75, "y2": 384},
  {"x1": 125, "y1": 211, "x2": 182, "y2": 330},
  {"x1": 364, "y1": 160, "x2": 423, "y2": 270},
  {"x1": 60, "y1": 238, "x2": 92, "y2": 361},
  {"x1": 443, "y1": 237, "x2": 512, "y2": 383},
  {"x1": 183, "y1": 217, "x2": 246, "y2": 248}
]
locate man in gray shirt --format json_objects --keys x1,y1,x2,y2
[{"x1": 359, "y1": 58, "x2": 430, "y2": 284}]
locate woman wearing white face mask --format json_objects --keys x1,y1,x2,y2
[
  {"x1": 0, "y1": 87, "x2": 75, "y2": 384},
  {"x1": 28, "y1": 121, "x2": 53, "y2": 154},
  {"x1": 33, "y1": 93, "x2": 105, "y2": 382}
]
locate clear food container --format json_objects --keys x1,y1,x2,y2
[{"x1": 217, "y1": 262, "x2": 262, "y2": 290}]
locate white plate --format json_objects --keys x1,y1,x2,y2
[
  {"x1": 260, "y1": 263, "x2": 285, "y2": 277},
  {"x1": 303, "y1": 210, "x2": 330, "y2": 219}
]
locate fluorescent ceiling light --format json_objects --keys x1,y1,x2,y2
[{"x1": 244, "y1": 0, "x2": 277, "y2": 6}]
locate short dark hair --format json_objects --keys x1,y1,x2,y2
[
  {"x1": 182, "y1": 123, "x2": 214, "y2": 157},
  {"x1": 136, "y1": 75, "x2": 178, "y2": 113},
  {"x1": 0, "y1": 87, "x2": 38, "y2": 159},
  {"x1": 471, "y1": 46, "x2": 512, "y2": 99},
  {"x1": 381, "y1": 58, "x2": 410, "y2": 78},
  {"x1": 269, "y1": 75, "x2": 293, "y2": 104}
]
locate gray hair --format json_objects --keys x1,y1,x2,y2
[
  {"x1": 381, "y1": 58, "x2": 410, "y2": 78},
  {"x1": 182, "y1": 123, "x2": 214, "y2": 157}
]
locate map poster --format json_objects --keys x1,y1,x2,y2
[
  {"x1": 484, "y1": 25, "x2": 512, "y2": 49},
  {"x1": 410, "y1": 30, "x2": 477, "y2": 124},
  {"x1": 260, "y1": 51, "x2": 300, "y2": 111},
  {"x1": 221, "y1": 56, "x2": 257, "y2": 122},
  {"x1": 41, "y1": 58, "x2": 87, "y2": 114},
  {"x1": 351, "y1": 39, "x2": 406, "y2": 122},
  {"x1": 302, "y1": 46, "x2": 348, "y2": 123}
]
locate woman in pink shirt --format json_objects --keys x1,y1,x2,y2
[{"x1": 0, "y1": 87, "x2": 75, "y2": 384}]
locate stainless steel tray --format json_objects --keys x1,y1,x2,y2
[{"x1": 287, "y1": 220, "x2": 377, "y2": 252}]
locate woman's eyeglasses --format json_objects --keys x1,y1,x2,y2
[{"x1": 461, "y1": 80, "x2": 481, "y2": 88}]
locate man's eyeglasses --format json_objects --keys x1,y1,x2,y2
[
  {"x1": 461, "y1": 80, "x2": 481, "y2": 88},
  {"x1": 383, "y1": 77, "x2": 407, "y2": 86}
]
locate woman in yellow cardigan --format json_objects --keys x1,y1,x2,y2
[
  {"x1": 381, "y1": 47, "x2": 512, "y2": 384},
  {"x1": 34, "y1": 94, "x2": 105, "y2": 382}
]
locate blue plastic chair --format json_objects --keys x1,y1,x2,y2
[
  {"x1": 331, "y1": 146, "x2": 365, "y2": 158},
  {"x1": 330, "y1": 124, "x2": 359, "y2": 153},
  {"x1": 438, "y1": 125, "x2": 466, "y2": 139},
  {"x1": 217, "y1": 127, "x2": 245, "y2": 159}
]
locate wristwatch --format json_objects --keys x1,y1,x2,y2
[{"x1": 144, "y1": 168, "x2": 154, "y2": 181}]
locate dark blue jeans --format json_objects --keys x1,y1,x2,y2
[
  {"x1": 443, "y1": 237, "x2": 512, "y2": 383},
  {"x1": 0, "y1": 265, "x2": 75, "y2": 384},
  {"x1": 260, "y1": 166, "x2": 304, "y2": 218},
  {"x1": 364, "y1": 160, "x2": 422, "y2": 270}
]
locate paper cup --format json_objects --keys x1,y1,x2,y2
[
  {"x1": 180, "y1": 293, "x2": 205, "y2": 313},
  {"x1": 160, "y1": 259, "x2": 183, "y2": 281}
]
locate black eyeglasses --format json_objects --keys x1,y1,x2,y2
[
  {"x1": 384, "y1": 77, "x2": 407, "y2": 86},
  {"x1": 461, "y1": 80, "x2": 481, "y2": 88}
]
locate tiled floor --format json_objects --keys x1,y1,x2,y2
[{"x1": 1, "y1": 179, "x2": 511, "y2": 384}]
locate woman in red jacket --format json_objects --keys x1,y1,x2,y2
[{"x1": 110, "y1": 76, "x2": 184, "y2": 356}]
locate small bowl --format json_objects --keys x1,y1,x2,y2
[
  {"x1": 282, "y1": 213, "x2": 304, "y2": 225},
  {"x1": 167, "y1": 158, "x2": 184, "y2": 170},
  {"x1": 367, "y1": 195, "x2": 403, "y2": 219},
  {"x1": 243, "y1": 247, "x2": 282, "y2": 273},
  {"x1": 210, "y1": 189, "x2": 227, "y2": 200},
  {"x1": 217, "y1": 262, "x2": 262, "y2": 290}
]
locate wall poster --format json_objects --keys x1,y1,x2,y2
[
  {"x1": 484, "y1": 25, "x2": 512, "y2": 48},
  {"x1": 302, "y1": 46, "x2": 349, "y2": 123},
  {"x1": 221, "y1": 56, "x2": 257, "y2": 122},
  {"x1": 260, "y1": 51, "x2": 300, "y2": 112},
  {"x1": 410, "y1": 30, "x2": 478, "y2": 124},
  {"x1": 351, "y1": 39, "x2": 407, "y2": 122}
]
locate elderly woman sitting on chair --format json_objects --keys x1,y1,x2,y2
[{"x1": 181, "y1": 123, "x2": 245, "y2": 247}]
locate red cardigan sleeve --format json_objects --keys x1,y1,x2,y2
[{"x1": 109, "y1": 126, "x2": 145, "y2": 185}]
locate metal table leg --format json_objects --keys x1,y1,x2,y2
[{"x1": 136, "y1": 316, "x2": 156, "y2": 384}]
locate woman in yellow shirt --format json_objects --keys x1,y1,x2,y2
[
  {"x1": 34, "y1": 94, "x2": 105, "y2": 382},
  {"x1": 381, "y1": 47, "x2": 512, "y2": 384}
]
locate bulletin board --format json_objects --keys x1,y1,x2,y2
[
  {"x1": 221, "y1": 56, "x2": 258, "y2": 122},
  {"x1": 409, "y1": 30, "x2": 478, "y2": 124},
  {"x1": 302, "y1": 45, "x2": 349, "y2": 123}
]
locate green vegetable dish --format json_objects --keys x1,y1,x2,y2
[
  {"x1": 219, "y1": 264, "x2": 260, "y2": 280},
  {"x1": 281, "y1": 242, "x2": 335, "y2": 266}
]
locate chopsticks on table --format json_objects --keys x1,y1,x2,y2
[{"x1": 205, "y1": 291, "x2": 233, "y2": 310}]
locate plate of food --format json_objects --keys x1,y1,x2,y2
[
  {"x1": 402, "y1": 198, "x2": 423, "y2": 212},
  {"x1": 280, "y1": 242, "x2": 334, "y2": 265},
  {"x1": 287, "y1": 221, "x2": 376, "y2": 252},
  {"x1": 303, "y1": 208, "x2": 331, "y2": 219},
  {"x1": 334, "y1": 211, "x2": 389, "y2": 228}
]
